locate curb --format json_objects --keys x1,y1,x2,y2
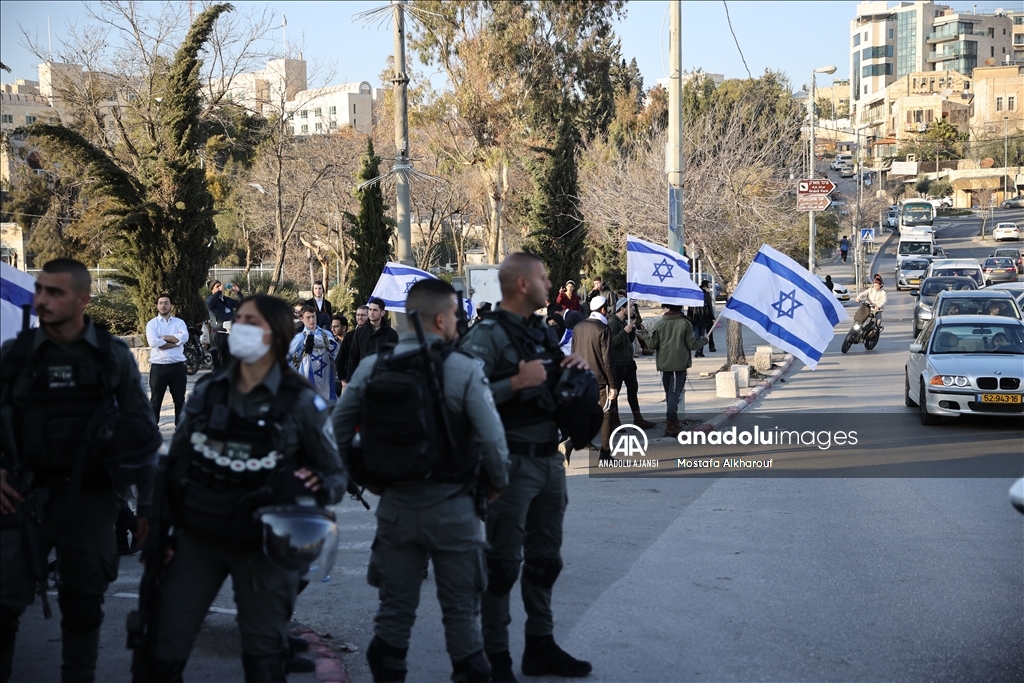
[
  {"x1": 648, "y1": 354, "x2": 796, "y2": 443},
  {"x1": 290, "y1": 623, "x2": 351, "y2": 683}
]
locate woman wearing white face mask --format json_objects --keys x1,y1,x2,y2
[{"x1": 141, "y1": 294, "x2": 348, "y2": 682}]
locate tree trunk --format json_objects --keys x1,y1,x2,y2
[
  {"x1": 481, "y1": 163, "x2": 505, "y2": 265},
  {"x1": 726, "y1": 318, "x2": 746, "y2": 366}
]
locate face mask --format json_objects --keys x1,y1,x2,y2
[{"x1": 228, "y1": 323, "x2": 271, "y2": 363}]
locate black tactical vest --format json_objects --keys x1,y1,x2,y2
[
  {"x1": 475, "y1": 312, "x2": 564, "y2": 430},
  {"x1": 169, "y1": 372, "x2": 304, "y2": 541},
  {"x1": 4, "y1": 327, "x2": 115, "y2": 476}
]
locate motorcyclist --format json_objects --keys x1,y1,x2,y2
[{"x1": 855, "y1": 274, "x2": 888, "y2": 326}]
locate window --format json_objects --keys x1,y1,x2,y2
[
  {"x1": 24, "y1": 115, "x2": 36, "y2": 124},
  {"x1": 315, "y1": 122, "x2": 322, "y2": 132},
  {"x1": 862, "y1": 45, "x2": 893, "y2": 59},
  {"x1": 353, "y1": 118, "x2": 357, "y2": 127},
  {"x1": 988, "y1": 27, "x2": 994, "y2": 38},
  {"x1": 930, "y1": 78, "x2": 935, "y2": 90},
  {"x1": 889, "y1": 28, "x2": 894, "y2": 39},
  {"x1": 328, "y1": 106, "x2": 336, "y2": 115},
  {"x1": 1, "y1": 114, "x2": 12, "y2": 124},
  {"x1": 990, "y1": 45, "x2": 995, "y2": 57},
  {"x1": 862, "y1": 63, "x2": 893, "y2": 77},
  {"x1": 964, "y1": 81, "x2": 970, "y2": 90},
  {"x1": 300, "y1": 110, "x2": 308, "y2": 119},
  {"x1": 864, "y1": 31, "x2": 868, "y2": 41},
  {"x1": 314, "y1": 107, "x2": 322, "y2": 116},
  {"x1": 1010, "y1": 97, "x2": 1016, "y2": 111},
  {"x1": 301, "y1": 124, "x2": 308, "y2": 133},
  {"x1": 864, "y1": 85, "x2": 869, "y2": 94},
  {"x1": 996, "y1": 97, "x2": 1003, "y2": 111},
  {"x1": 853, "y1": 33, "x2": 861, "y2": 47},
  {"x1": 353, "y1": 104, "x2": 357, "y2": 114},
  {"x1": 328, "y1": 120, "x2": 337, "y2": 129}
]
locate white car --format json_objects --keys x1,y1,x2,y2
[
  {"x1": 992, "y1": 223, "x2": 1020, "y2": 241},
  {"x1": 905, "y1": 315, "x2": 1024, "y2": 425},
  {"x1": 819, "y1": 276, "x2": 849, "y2": 301}
]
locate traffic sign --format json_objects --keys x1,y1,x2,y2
[
  {"x1": 796, "y1": 194, "x2": 832, "y2": 211},
  {"x1": 797, "y1": 178, "x2": 836, "y2": 195},
  {"x1": 861, "y1": 228, "x2": 875, "y2": 243}
]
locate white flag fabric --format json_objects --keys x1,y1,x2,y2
[
  {"x1": 719, "y1": 244, "x2": 848, "y2": 369},
  {"x1": 626, "y1": 236, "x2": 704, "y2": 307},
  {"x1": 369, "y1": 262, "x2": 474, "y2": 319},
  {"x1": 1, "y1": 262, "x2": 36, "y2": 345}
]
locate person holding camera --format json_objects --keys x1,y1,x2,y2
[
  {"x1": 458, "y1": 253, "x2": 592, "y2": 683},
  {"x1": 206, "y1": 280, "x2": 241, "y2": 369}
]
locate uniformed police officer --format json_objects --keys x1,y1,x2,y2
[
  {"x1": 333, "y1": 278, "x2": 509, "y2": 683},
  {"x1": 145, "y1": 294, "x2": 347, "y2": 683},
  {"x1": 458, "y1": 253, "x2": 592, "y2": 683},
  {"x1": 1, "y1": 258, "x2": 157, "y2": 683}
]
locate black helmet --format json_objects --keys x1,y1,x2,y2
[
  {"x1": 95, "y1": 412, "x2": 163, "y2": 495},
  {"x1": 553, "y1": 366, "x2": 602, "y2": 447},
  {"x1": 256, "y1": 505, "x2": 338, "y2": 582}
]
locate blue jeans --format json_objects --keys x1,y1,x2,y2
[{"x1": 662, "y1": 370, "x2": 687, "y2": 421}]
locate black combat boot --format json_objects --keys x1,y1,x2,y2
[
  {"x1": 521, "y1": 634, "x2": 592, "y2": 678},
  {"x1": 146, "y1": 659, "x2": 187, "y2": 683},
  {"x1": 366, "y1": 636, "x2": 408, "y2": 682},
  {"x1": 241, "y1": 653, "x2": 286, "y2": 683},
  {"x1": 488, "y1": 650, "x2": 518, "y2": 683},
  {"x1": 451, "y1": 650, "x2": 491, "y2": 683}
]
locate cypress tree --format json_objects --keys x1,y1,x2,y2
[
  {"x1": 27, "y1": 4, "x2": 230, "y2": 330},
  {"x1": 346, "y1": 138, "x2": 395, "y2": 306},
  {"x1": 523, "y1": 113, "x2": 586, "y2": 301}
]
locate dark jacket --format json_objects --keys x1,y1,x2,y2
[
  {"x1": 571, "y1": 316, "x2": 614, "y2": 389},
  {"x1": 345, "y1": 322, "x2": 399, "y2": 382},
  {"x1": 305, "y1": 297, "x2": 332, "y2": 330},
  {"x1": 607, "y1": 313, "x2": 636, "y2": 367}
]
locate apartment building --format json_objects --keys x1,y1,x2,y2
[
  {"x1": 213, "y1": 57, "x2": 307, "y2": 116},
  {"x1": 287, "y1": 82, "x2": 374, "y2": 136},
  {"x1": 850, "y1": 2, "x2": 1013, "y2": 122},
  {"x1": 970, "y1": 64, "x2": 1024, "y2": 135}
]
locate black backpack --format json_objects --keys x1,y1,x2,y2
[{"x1": 352, "y1": 344, "x2": 473, "y2": 487}]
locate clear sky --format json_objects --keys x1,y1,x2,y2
[{"x1": 0, "y1": 1, "x2": 1016, "y2": 94}]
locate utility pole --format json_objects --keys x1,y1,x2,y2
[
  {"x1": 808, "y1": 65, "x2": 836, "y2": 274},
  {"x1": 393, "y1": 0, "x2": 412, "y2": 266},
  {"x1": 1005, "y1": 116, "x2": 1010, "y2": 201},
  {"x1": 667, "y1": 0, "x2": 683, "y2": 256}
]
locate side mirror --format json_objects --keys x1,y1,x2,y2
[
  {"x1": 909, "y1": 343, "x2": 923, "y2": 353},
  {"x1": 909, "y1": 291, "x2": 919, "y2": 297}
]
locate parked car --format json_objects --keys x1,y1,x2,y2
[
  {"x1": 896, "y1": 258, "x2": 930, "y2": 291},
  {"x1": 982, "y1": 257, "x2": 1019, "y2": 285},
  {"x1": 990, "y1": 248, "x2": 1023, "y2": 274},
  {"x1": 930, "y1": 289, "x2": 1022, "y2": 320},
  {"x1": 992, "y1": 222, "x2": 1020, "y2": 241},
  {"x1": 910, "y1": 276, "x2": 978, "y2": 337},
  {"x1": 818, "y1": 276, "x2": 850, "y2": 302},
  {"x1": 905, "y1": 316, "x2": 1024, "y2": 424},
  {"x1": 1000, "y1": 195, "x2": 1024, "y2": 209}
]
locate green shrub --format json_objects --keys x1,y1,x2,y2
[
  {"x1": 245, "y1": 274, "x2": 300, "y2": 301},
  {"x1": 87, "y1": 288, "x2": 139, "y2": 335}
]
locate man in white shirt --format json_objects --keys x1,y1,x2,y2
[{"x1": 146, "y1": 294, "x2": 189, "y2": 424}]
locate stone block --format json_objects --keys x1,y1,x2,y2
[
  {"x1": 715, "y1": 369, "x2": 738, "y2": 399},
  {"x1": 130, "y1": 347, "x2": 151, "y2": 374},
  {"x1": 753, "y1": 348, "x2": 773, "y2": 373},
  {"x1": 732, "y1": 364, "x2": 750, "y2": 388}
]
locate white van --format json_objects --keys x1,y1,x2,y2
[{"x1": 897, "y1": 235, "x2": 936, "y2": 266}]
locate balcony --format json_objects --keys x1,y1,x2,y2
[
  {"x1": 927, "y1": 50, "x2": 976, "y2": 62},
  {"x1": 927, "y1": 28, "x2": 987, "y2": 43}
]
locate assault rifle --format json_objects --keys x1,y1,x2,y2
[
  {"x1": 0, "y1": 304, "x2": 52, "y2": 619},
  {"x1": 126, "y1": 465, "x2": 171, "y2": 682},
  {"x1": 407, "y1": 310, "x2": 488, "y2": 518}
]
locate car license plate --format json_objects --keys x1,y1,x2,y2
[
  {"x1": 909, "y1": 278, "x2": 920, "y2": 285},
  {"x1": 978, "y1": 394, "x2": 1022, "y2": 404}
]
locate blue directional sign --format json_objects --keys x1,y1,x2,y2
[{"x1": 861, "y1": 228, "x2": 875, "y2": 243}]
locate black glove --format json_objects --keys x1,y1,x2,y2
[{"x1": 303, "y1": 334, "x2": 315, "y2": 354}]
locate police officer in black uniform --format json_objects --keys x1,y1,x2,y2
[
  {"x1": 1, "y1": 258, "x2": 158, "y2": 683},
  {"x1": 144, "y1": 294, "x2": 347, "y2": 682}
]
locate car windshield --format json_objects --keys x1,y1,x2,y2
[
  {"x1": 929, "y1": 323, "x2": 1024, "y2": 354},
  {"x1": 900, "y1": 243, "x2": 932, "y2": 255},
  {"x1": 921, "y1": 280, "x2": 975, "y2": 296},
  {"x1": 994, "y1": 250, "x2": 1018, "y2": 257},
  {"x1": 901, "y1": 259, "x2": 930, "y2": 270},
  {"x1": 985, "y1": 258, "x2": 1015, "y2": 267},
  {"x1": 932, "y1": 268, "x2": 980, "y2": 281},
  {"x1": 938, "y1": 298, "x2": 1021, "y2": 318}
]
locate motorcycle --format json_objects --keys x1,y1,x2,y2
[
  {"x1": 841, "y1": 302, "x2": 883, "y2": 353},
  {"x1": 183, "y1": 324, "x2": 214, "y2": 375}
]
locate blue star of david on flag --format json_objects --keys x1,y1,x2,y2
[
  {"x1": 651, "y1": 258, "x2": 674, "y2": 283},
  {"x1": 771, "y1": 290, "x2": 802, "y2": 319},
  {"x1": 369, "y1": 262, "x2": 475, "y2": 318},
  {"x1": 404, "y1": 280, "x2": 415, "y2": 293}
]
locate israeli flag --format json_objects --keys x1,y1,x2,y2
[
  {"x1": 1, "y1": 262, "x2": 37, "y2": 345},
  {"x1": 626, "y1": 236, "x2": 703, "y2": 307},
  {"x1": 369, "y1": 262, "x2": 474, "y2": 318},
  {"x1": 719, "y1": 245, "x2": 848, "y2": 369}
]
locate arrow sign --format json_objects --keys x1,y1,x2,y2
[
  {"x1": 797, "y1": 178, "x2": 836, "y2": 195},
  {"x1": 796, "y1": 194, "x2": 832, "y2": 211}
]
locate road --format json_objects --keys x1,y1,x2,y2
[{"x1": 8, "y1": 211, "x2": 1023, "y2": 683}]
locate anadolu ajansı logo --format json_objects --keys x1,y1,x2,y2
[{"x1": 597, "y1": 424, "x2": 658, "y2": 468}]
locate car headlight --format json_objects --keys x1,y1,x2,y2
[
  {"x1": 929, "y1": 375, "x2": 969, "y2": 387},
  {"x1": 852, "y1": 323, "x2": 861, "y2": 330}
]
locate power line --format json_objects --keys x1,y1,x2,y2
[{"x1": 721, "y1": 1, "x2": 752, "y2": 80}]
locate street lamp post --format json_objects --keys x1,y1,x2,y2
[
  {"x1": 1005, "y1": 116, "x2": 1010, "y2": 201},
  {"x1": 808, "y1": 65, "x2": 837, "y2": 275}
]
